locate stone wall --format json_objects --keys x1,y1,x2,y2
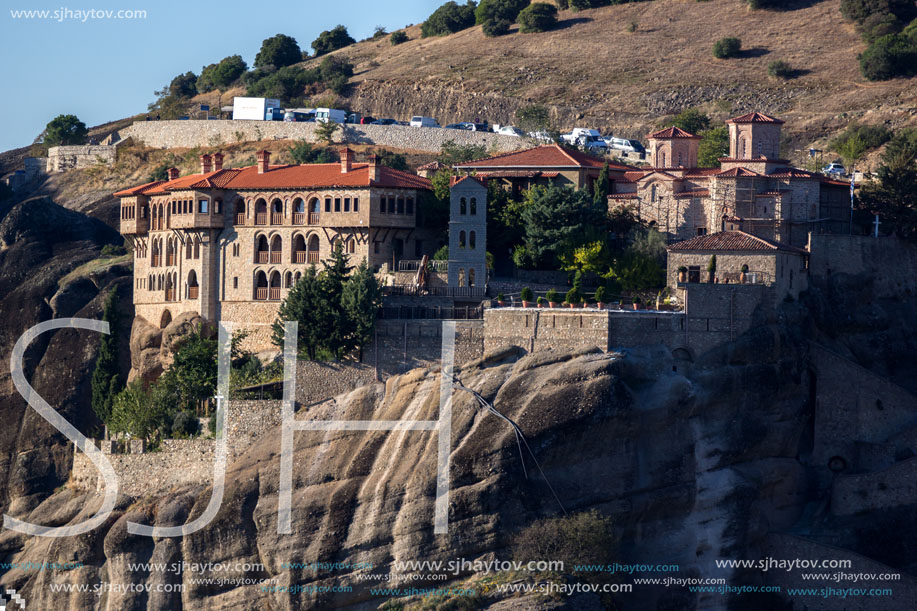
[
  {"x1": 831, "y1": 456, "x2": 917, "y2": 516},
  {"x1": 47, "y1": 145, "x2": 117, "y2": 173},
  {"x1": 364, "y1": 319, "x2": 483, "y2": 376},
  {"x1": 808, "y1": 234, "x2": 917, "y2": 297},
  {"x1": 122, "y1": 120, "x2": 524, "y2": 154},
  {"x1": 296, "y1": 362, "x2": 378, "y2": 407}
]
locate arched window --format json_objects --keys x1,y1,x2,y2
[
  {"x1": 293, "y1": 198, "x2": 305, "y2": 224},
  {"x1": 186, "y1": 239, "x2": 193, "y2": 260},
  {"x1": 254, "y1": 270, "x2": 268, "y2": 300},
  {"x1": 310, "y1": 197, "x2": 321, "y2": 213},
  {"x1": 294, "y1": 271, "x2": 302, "y2": 283},
  {"x1": 470, "y1": 198, "x2": 477, "y2": 215},
  {"x1": 308, "y1": 234, "x2": 320, "y2": 263},
  {"x1": 469, "y1": 268, "x2": 475, "y2": 287},
  {"x1": 459, "y1": 231, "x2": 466, "y2": 249},
  {"x1": 269, "y1": 271, "x2": 282, "y2": 300},
  {"x1": 193, "y1": 236, "x2": 201, "y2": 259},
  {"x1": 270, "y1": 235, "x2": 283, "y2": 264},
  {"x1": 271, "y1": 198, "x2": 283, "y2": 224},
  {"x1": 284, "y1": 271, "x2": 293, "y2": 288},
  {"x1": 651, "y1": 184, "x2": 657, "y2": 203},
  {"x1": 235, "y1": 200, "x2": 246, "y2": 225},
  {"x1": 458, "y1": 268, "x2": 465, "y2": 287},
  {"x1": 255, "y1": 234, "x2": 269, "y2": 263},
  {"x1": 187, "y1": 270, "x2": 199, "y2": 299},
  {"x1": 255, "y1": 198, "x2": 268, "y2": 225},
  {"x1": 660, "y1": 152, "x2": 666, "y2": 167},
  {"x1": 293, "y1": 234, "x2": 307, "y2": 263},
  {"x1": 469, "y1": 231, "x2": 476, "y2": 250},
  {"x1": 460, "y1": 197, "x2": 467, "y2": 215},
  {"x1": 346, "y1": 238, "x2": 355, "y2": 254}
]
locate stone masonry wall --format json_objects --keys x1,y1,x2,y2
[
  {"x1": 123, "y1": 120, "x2": 524, "y2": 154},
  {"x1": 808, "y1": 234, "x2": 917, "y2": 297},
  {"x1": 47, "y1": 145, "x2": 117, "y2": 173}
]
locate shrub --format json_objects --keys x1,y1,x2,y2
[
  {"x1": 246, "y1": 65, "x2": 321, "y2": 100},
  {"x1": 669, "y1": 108, "x2": 710, "y2": 134},
  {"x1": 520, "y1": 286, "x2": 534, "y2": 301},
  {"x1": 171, "y1": 410, "x2": 200, "y2": 438},
  {"x1": 433, "y1": 244, "x2": 450, "y2": 260},
  {"x1": 830, "y1": 123, "x2": 892, "y2": 153},
  {"x1": 713, "y1": 37, "x2": 742, "y2": 58},
  {"x1": 537, "y1": 296, "x2": 546, "y2": 306},
  {"x1": 569, "y1": 0, "x2": 611, "y2": 11},
  {"x1": 390, "y1": 30, "x2": 409, "y2": 45},
  {"x1": 496, "y1": 293, "x2": 505, "y2": 301},
  {"x1": 626, "y1": 21, "x2": 638, "y2": 32},
  {"x1": 422, "y1": 1, "x2": 477, "y2": 37},
  {"x1": 319, "y1": 55, "x2": 354, "y2": 94},
  {"x1": 482, "y1": 18, "x2": 512, "y2": 36},
  {"x1": 859, "y1": 31, "x2": 917, "y2": 80},
  {"x1": 565, "y1": 287, "x2": 580, "y2": 304},
  {"x1": 312, "y1": 25, "x2": 356, "y2": 56},
  {"x1": 707, "y1": 254, "x2": 717, "y2": 272},
  {"x1": 255, "y1": 34, "x2": 302, "y2": 68},
  {"x1": 169, "y1": 71, "x2": 198, "y2": 98},
  {"x1": 197, "y1": 55, "x2": 247, "y2": 92},
  {"x1": 513, "y1": 510, "x2": 615, "y2": 571},
  {"x1": 698, "y1": 126, "x2": 729, "y2": 167},
  {"x1": 515, "y1": 103, "x2": 551, "y2": 133},
  {"x1": 594, "y1": 285, "x2": 607, "y2": 303},
  {"x1": 101, "y1": 244, "x2": 127, "y2": 257},
  {"x1": 546, "y1": 288, "x2": 559, "y2": 303},
  {"x1": 745, "y1": 0, "x2": 796, "y2": 8},
  {"x1": 476, "y1": 0, "x2": 528, "y2": 24},
  {"x1": 768, "y1": 60, "x2": 792, "y2": 78},
  {"x1": 289, "y1": 140, "x2": 339, "y2": 164},
  {"x1": 518, "y1": 3, "x2": 559, "y2": 33},
  {"x1": 372, "y1": 26, "x2": 388, "y2": 39}
]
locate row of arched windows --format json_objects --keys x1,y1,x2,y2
[
  {"x1": 145, "y1": 271, "x2": 200, "y2": 300},
  {"x1": 457, "y1": 230, "x2": 477, "y2": 250},
  {"x1": 252, "y1": 269, "x2": 302, "y2": 300},
  {"x1": 149, "y1": 235, "x2": 201, "y2": 266},
  {"x1": 456, "y1": 268, "x2": 476, "y2": 287},
  {"x1": 253, "y1": 232, "x2": 356, "y2": 264},
  {"x1": 458, "y1": 197, "x2": 478, "y2": 215}
]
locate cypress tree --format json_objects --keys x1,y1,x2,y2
[
  {"x1": 594, "y1": 161, "x2": 610, "y2": 207},
  {"x1": 91, "y1": 287, "x2": 122, "y2": 425},
  {"x1": 342, "y1": 258, "x2": 383, "y2": 360},
  {"x1": 272, "y1": 265, "x2": 323, "y2": 359},
  {"x1": 320, "y1": 243, "x2": 354, "y2": 359}
]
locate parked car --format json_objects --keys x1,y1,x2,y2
[
  {"x1": 605, "y1": 137, "x2": 644, "y2": 154},
  {"x1": 465, "y1": 122, "x2": 489, "y2": 132},
  {"x1": 497, "y1": 125, "x2": 525, "y2": 137},
  {"x1": 371, "y1": 118, "x2": 397, "y2": 125},
  {"x1": 823, "y1": 162, "x2": 846, "y2": 177},
  {"x1": 561, "y1": 128, "x2": 608, "y2": 151},
  {"x1": 445, "y1": 123, "x2": 470, "y2": 130},
  {"x1": 360, "y1": 116, "x2": 376, "y2": 124},
  {"x1": 410, "y1": 116, "x2": 440, "y2": 127}
]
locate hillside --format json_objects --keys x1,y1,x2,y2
[{"x1": 309, "y1": 0, "x2": 916, "y2": 160}]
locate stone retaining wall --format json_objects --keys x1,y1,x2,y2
[
  {"x1": 122, "y1": 120, "x2": 524, "y2": 154},
  {"x1": 47, "y1": 145, "x2": 117, "y2": 173}
]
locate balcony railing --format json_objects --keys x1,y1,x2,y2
[
  {"x1": 399, "y1": 259, "x2": 449, "y2": 272},
  {"x1": 256, "y1": 287, "x2": 268, "y2": 300},
  {"x1": 151, "y1": 255, "x2": 161, "y2": 267},
  {"x1": 294, "y1": 251, "x2": 307, "y2": 263},
  {"x1": 255, "y1": 213, "x2": 267, "y2": 225},
  {"x1": 270, "y1": 252, "x2": 281, "y2": 264},
  {"x1": 236, "y1": 213, "x2": 246, "y2": 225},
  {"x1": 308, "y1": 251, "x2": 319, "y2": 263},
  {"x1": 309, "y1": 212, "x2": 320, "y2": 225},
  {"x1": 166, "y1": 254, "x2": 176, "y2": 266},
  {"x1": 293, "y1": 213, "x2": 306, "y2": 225},
  {"x1": 269, "y1": 287, "x2": 281, "y2": 300},
  {"x1": 271, "y1": 213, "x2": 284, "y2": 225},
  {"x1": 188, "y1": 285, "x2": 199, "y2": 299},
  {"x1": 256, "y1": 251, "x2": 269, "y2": 263},
  {"x1": 165, "y1": 289, "x2": 175, "y2": 302}
]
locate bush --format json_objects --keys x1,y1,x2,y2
[
  {"x1": 513, "y1": 510, "x2": 615, "y2": 571},
  {"x1": 518, "y1": 3, "x2": 559, "y2": 33},
  {"x1": 101, "y1": 244, "x2": 127, "y2": 257},
  {"x1": 767, "y1": 59, "x2": 792, "y2": 78},
  {"x1": 841, "y1": 0, "x2": 916, "y2": 27},
  {"x1": 545, "y1": 288, "x2": 559, "y2": 303},
  {"x1": 255, "y1": 34, "x2": 302, "y2": 68},
  {"x1": 390, "y1": 30, "x2": 409, "y2": 45},
  {"x1": 520, "y1": 286, "x2": 534, "y2": 301},
  {"x1": 476, "y1": 0, "x2": 528, "y2": 24},
  {"x1": 569, "y1": 0, "x2": 611, "y2": 10},
  {"x1": 372, "y1": 26, "x2": 388, "y2": 39},
  {"x1": 565, "y1": 287, "x2": 580, "y2": 304},
  {"x1": 713, "y1": 37, "x2": 742, "y2": 58},
  {"x1": 745, "y1": 0, "x2": 796, "y2": 8},
  {"x1": 496, "y1": 292, "x2": 505, "y2": 301},
  {"x1": 482, "y1": 18, "x2": 512, "y2": 36},
  {"x1": 626, "y1": 20, "x2": 638, "y2": 32},
  {"x1": 289, "y1": 140, "x2": 339, "y2": 164},
  {"x1": 859, "y1": 31, "x2": 917, "y2": 80},
  {"x1": 537, "y1": 296, "x2": 546, "y2": 305},
  {"x1": 246, "y1": 65, "x2": 321, "y2": 100},
  {"x1": 669, "y1": 108, "x2": 710, "y2": 134},
  {"x1": 698, "y1": 126, "x2": 729, "y2": 167},
  {"x1": 169, "y1": 71, "x2": 198, "y2": 98},
  {"x1": 594, "y1": 285, "x2": 607, "y2": 303},
  {"x1": 422, "y1": 1, "x2": 478, "y2": 37},
  {"x1": 312, "y1": 25, "x2": 356, "y2": 56},
  {"x1": 319, "y1": 55, "x2": 354, "y2": 94},
  {"x1": 830, "y1": 123, "x2": 892, "y2": 152},
  {"x1": 171, "y1": 410, "x2": 200, "y2": 438},
  {"x1": 197, "y1": 55, "x2": 247, "y2": 92},
  {"x1": 433, "y1": 244, "x2": 450, "y2": 260}
]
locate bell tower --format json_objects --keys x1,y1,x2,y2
[{"x1": 447, "y1": 177, "x2": 487, "y2": 290}]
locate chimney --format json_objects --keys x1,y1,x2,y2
[
  {"x1": 340, "y1": 147, "x2": 353, "y2": 173},
  {"x1": 368, "y1": 154, "x2": 380, "y2": 182},
  {"x1": 212, "y1": 152, "x2": 223, "y2": 171},
  {"x1": 257, "y1": 150, "x2": 271, "y2": 174},
  {"x1": 167, "y1": 167, "x2": 179, "y2": 180},
  {"x1": 200, "y1": 153, "x2": 212, "y2": 174}
]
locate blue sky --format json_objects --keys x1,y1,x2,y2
[{"x1": 0, "y1": 0, "x2": 440, "y2": 152}]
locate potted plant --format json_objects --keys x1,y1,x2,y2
[
  {"x1": 580, "y1": 296, "x2": 588, "y2": 309},
  {"x1": 565, "y1": 288, "x2": 579, "y2": 309},
  {"x1": 707, "y1": 255, "x2": 717, "y2": 283},
  {"x1": 594, "y1": 286, "x2": 607, "y2": 309},
  {"x1": 633, "y1": 296, "x2": 642, "y2": 310},
  {"x1": 677, "y1": 265, "x2": 687, "y2": 283},
  {"x1": 496, "y1": 293, "x2": 505, "y2": 307},
  {"x1": 520, "y1": 287, "x2": 534, "y2": 307},
  {"x1": 537, "y1": 296, "x2": 545, "y2": 308},
  {"x1": 740, "y1": 264, "x2": 748, "y2": 284},
  {"x1": 545, "y1": 288, "x2": 558, "y2": 308}
]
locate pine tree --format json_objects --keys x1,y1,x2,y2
[
  {"x1": 272, "y1": 265, "x2": 324, "y2": 359},
  {"x1": 593, "y1": 162, "x2": 610, "y2": 208},
  {"x1": 91, "y1": 287, "x2": 122, "y2": 425},
  {"x1": 321, "y1": 243, "x2": 354, "y2": 359},
  {"x1": 342, "y1": 258, "x2": 383, "y2": 360}
]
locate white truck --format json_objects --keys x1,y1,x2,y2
[
  {"x1": 315, "y1": 108, "x2": 348, "y2": 124},
  {"x1": 561, "y1": 128, "x2": 608, "y2": 152},
  {"x1": 232, "y1": 97, "x2": 281, "y2": 121}
]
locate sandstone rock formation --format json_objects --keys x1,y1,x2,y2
[{"x1": 128, "y1": 311, "x2": 212, "y2": 385}]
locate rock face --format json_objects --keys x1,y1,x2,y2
[
  {"x1": 128, "y1": 311, "x2": 210, "y2": 384},
  {"x1": 0, "y1": 329, "x2": 823, "y2": 610}
]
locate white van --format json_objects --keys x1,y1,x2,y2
[
  {"x1": 315, "y1": 108, "x2": 347, "y2": 124},
  {"x1": 410, "y1": 116, "x2": 440, "y2": 128}
]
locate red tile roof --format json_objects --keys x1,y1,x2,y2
[
  {"x1": 454, "y1": 144, "x2": 632, "y2": 170},
  {"x1": 767, "y1": 168, "x2": 819, "y2": 179},
  {"x1": 647, "y1": 126, "x2": 701, "y2": 139},
  {"x1": 684, "y1": 168, "x2": 720, "y2": 177},
  {"x1": 114, "y1": 163, "x2": 431, "y2": 198},
  {"x1": 637, "y1": 169, "x2": 682, "y2": 181},
  {"x1": 668, "y1": 230, "x2": 805, "y2": 253},
  {"x1": 450, "y1": 175, "x2": 486, "y2": 187},
  {"x1": 727, "y1": 112, "x2": 784, "y2": 124},
  {"x1": 715, "y1": 167, "x2": 765, "y2": 178},
  {"x1": 417, "y1": 160, "x2": 446, "y2": 171},
  {"x1": 673, "y1": 189, "x2": 710, "y2": 198}
]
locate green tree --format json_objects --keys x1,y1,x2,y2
[
  {"x1": 246, "y1": 65, "x2": 321, "y2": 100},
  {"x1": 319, "y1": 55, "x2": 354, "y2": 94},
  {"x1": 390, "y1": 30, "x2": 409, "y2": 45},
  {"x1": 320, "y1": 243, "x2": 355, "y2": 359},
  {"x1": 422, "y1": 1, "x2": 478, "y2": 37},
  {"x1": 858, "y1": 131, "x2": 917, "y2": 240},
  {"x1": 197, "y1": 55, "x2": 247, "y2": 91},
  {"x1": 272, "y1": 266, "x2": 326, "y2": 359},
  {"x1": 289, "y1": 140, "x2": 339, "y2": 164},
  {"x1": 859, "y1": 31, "x2": 917, "y2": 80},
  {"x1": 515, "y1": 103, "x2": 552, "y2": 134},
  {"x1": 439, "y1": 139, "x2": 487, "y2": 165},
  {"x1": 518, "y1": 2, "x2": 559, "y2": 33},
  {"x1": 342, "y1": 259, "x2": 383, "y2": 359},
  {"x1": 375, "y1": 149, "x2": 408, "y2": 170},
  {"x1": 109, "y1": 381, "x2": 169, "y2": 444},
  {"x1": 90, "y1": 287, "x2": 122, "y2": 425},
  {"x1": 668, "y1": 108, "x2": 710, "y2": 134},
  {"x1": 255, "y1": 34, "x2": 302, "y2": 68},
  {"x1": 516, "y1": 186, "x2": 607, "y2": 269},
  {"x1": 315, "y1": 120, "x2": 342, "y2": 144},
  {"x1": 697, "y1": 126, "x2": 729, "y2": 167},
  {"x1": 312, "y1": 25, "x2": 356, "y2": 56},
  {"x1": 161, "y1": 324, "x2": 217, "y2": 413},
  {"x1": 169, "y1": 71, "x2": 198, "y2": 98},
  {"x1": 593, "y1": 162, "x2": 610, "y2": 207},
  {"x1": 836, "y1": 132, "x2": 868, "y2": 171},
  {"x1": 476, "y1": 0, "x2": 528, "y2": 24},
  {"x1": 482, "y1": 18, "x2": 512, "y2": 36},
  {"x1": 44, "y1": 114, "x2": 88, "y2": 146},
  {"x1": 713, "y1": 37, "x2": 742, "y2": 59}
]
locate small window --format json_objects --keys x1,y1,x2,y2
[
  {"x1": 459, "y1": 231, "x2": 466, "y2": 249},
  {"x1": 470, "y1": 198, "x2": 476, "y2": 215},
  {"x1": 460, "y1": 197, "x2": 467, "y2": 215},
  {"x1": 233, "y1": 277, "x2": 238, "y2": 289},
  {"x1": 325, "y1": 198, "x2": 332, "y2": 212},
  {"x1": 215, "y1": 200, "x2": 222, "y2": 214},
  {"x1": 406, "y1": 198, "x2": 413, "y2": 215},
  {"x1": 469, "y1": 231, "x2": 476, "y2": 250},
  {"x1": 388, "y1": 198, "x2": 396, "y2": 214},
  {"x1": 199, "y1": 199, "x2": 208, "y2": 213},
  {"x1": 374, "y1": 242, "x2": 379, "y2": 254},
  {"x1": 397, "y1": 197, "x2": 404, "y2": 214},
  {"x1": 344, "y1": 197, "x2": 351, "y2": 212},
  {"x1": 334, "y1": 198, "x2": 341, "y2": 212},
  {"x1": 353, "y1": 197, "x2": 359, "y2": 212},
  {"x1": 379, "y1": 197, "x2": 386, "y2": 213}
]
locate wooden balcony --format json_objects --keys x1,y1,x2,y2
[
  {"x1": 165, "y1": 289, "x2": 175, "y2": 302},
  {"x1": 269, "y1": 287, "x2": 281, "y2": 301},
  {"x1": 236, "y1": 213, "x2": 246, "y2": 225},
  {"x1": 151, "y1": 255, "x2": 161, "y2": 267},
  {"x1": 293, "y1": 213, "x2": 306, "y2": 225},
  {"x1": 188, "y1": 285, "x2": 199, "y2": 299},
  {"x1": 308, "y1": 251, "x2": 319, "y2": 264},
  {"x1": 255, "y1": 213, "x2": 267, "y2": 225},
  {"x1": 270, "y1": 252, "x2": 281, "y2": 264},
  {"x1": 256, "y1": 251, "x2": 269, "y2": 263},
  {"x1": 271, "y1": 213, "x2": 284, "y2": 225},
  {"x1": 256, "y1": 287, "x2": 268, "y2": 300},
  {"x1": 309, "y1": 212, "x2": 320, "y2": 225},
  {"x1": 294, "y1": 251, "x2": 307, "y2": 263},
  {"x1": 166, "y1": 254, "x2": 176, "y2": 266}
]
